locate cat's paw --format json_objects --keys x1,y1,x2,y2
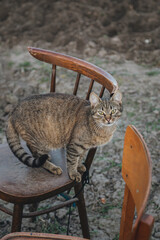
[
  {"x1": 77, "y1": 164, "x2": 86, "y2": 173},
  {"x1": 51, "y1": 166, "x2": 63, "y2": 175},
  {"x1": 42, "y1": 161, "x2": 63, "y2": 175},
  {"x1": 68, "y1": 170, "x2": 81, "y2": 182}
]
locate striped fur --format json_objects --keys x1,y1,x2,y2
[
  {"x1": 6, "y1": 120, "x2": 48, "y2": 167},
  {"x1": 6, "y1": 91, "x2": 122, "y2": 181}
]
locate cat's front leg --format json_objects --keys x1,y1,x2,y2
[
  {"x1": 66, "y1": 145, "x2": 82, "y2": 182},
  {"x1": 77, "y1": 152, "x2": 86, "y2": 174}
]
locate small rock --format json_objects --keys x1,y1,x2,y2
[
  {"x1": 56, "y1": 208, "x2": 68, "y2": 219},
  {"x1": 13, "y1": 86, "x2": 25, "y2": 96},
  {"x1": 4, "y1": 104, "x2": 13, "y2": 113},
  {"x1": 88, "y1": 41, "x2": 96, "y2": 48},
  {"x1": 98, "y1": 48, "x2": 107, "y2": 58},
  {"x1": 155, "y1": 232, "x2": 160, "y2": 238},
  {"x1": 5, "y1": 95, "x2": 18, "y2": 104}
]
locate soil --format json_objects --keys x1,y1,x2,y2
[
  {"x1": 0, "y1": 1, "x2": 160, "y2": 239},
  {"x1": 0, "y1": 0, "x2": 160, "y2": 65}
]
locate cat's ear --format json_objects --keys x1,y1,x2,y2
[
  {"x1": 110, "y1": 90, "x2": 122, "y2": 102},
  {"x1": 89, "y1": 92, "x2": 101, "y2": 107}
]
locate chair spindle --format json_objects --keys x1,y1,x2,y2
[
  {"x1": 86, "y1": 79, "x2": 94, "y2": 100},
  {"x1": 99, "y1": 86, "x2": 105, "y2": 98},
  {"x1": 73, "y1": 73, "x2": 81, "y2": 95},
  {"x1": 50, "y1": 64, "x2": 56, "y2": 92}
]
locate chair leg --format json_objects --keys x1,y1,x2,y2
[
  {"x1": 74, "y1": 183, "x2": 90, "y2": 239},
  {"x1": 11, "y1": 203, "x2": 23, "y2": 232},
  {"x1": 29, "y1": 202, "x2": 39, "y2": 222}
]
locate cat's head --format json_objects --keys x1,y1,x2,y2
[{"x1": 89, "y1": 90, "x2": 122, "y2": 126}]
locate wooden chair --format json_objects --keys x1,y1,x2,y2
[
  {"x1": 119, "y1": 125, "x2": 154, "y2": 240},
  {"x1": 1, "y1": 125, "x2": 154, "y2": 240},
  {"x1": 0, "y1": 47, "x2": 118, "y2": 239}
]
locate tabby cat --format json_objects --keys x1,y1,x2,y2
[{"x1": 6, "y1": 90, "x2": 122, "y2": 182}]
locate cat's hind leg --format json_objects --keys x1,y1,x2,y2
[
  {"x1": 42, "y1": 160, "x2": 62, "y2": 175},
  {"x1": 27, "y1": 144, "x2": 62, "y2": 175}
]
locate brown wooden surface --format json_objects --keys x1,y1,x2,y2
[
  {"x1": 74, "y1": 183, "x2": 90, "y2": 239},
  {"x1": 50, "y1": 64, "x2": 56, "y2": 92},
  {"x1": 135, "y1": 214, "x2": 154, "y2": 240},
  {"x1": 11, "y1": 204, "x2": 23, "y2": 232},
  {"x1": 119, "y1": 185, "x2": 135, "y2": 240},
  {"x1": 1, "y1": 232, "x2": 88, "y2": 240},
  {"x1": 119, "y1": 125, "x2": 153, "y2": 240},
  {"x1": 73, "y1": 73, "x2": 81, "y2": 95},
  {"x1": 0, "y1": 144, "x2": 74, "y2": 204},
  {"x1": 122, "y1": 126, "x2": 152, "y2": 222},
  {"x1": 28, "y1": 47, "x2": 118, "y2": 94}
]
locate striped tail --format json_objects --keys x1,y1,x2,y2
[{"x1": 6, "y1": 119, "x2": 47, "y2": 167}]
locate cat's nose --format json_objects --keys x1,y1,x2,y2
[{"x1": 105, "y1": 115, "x2": 111, "y2": 123}]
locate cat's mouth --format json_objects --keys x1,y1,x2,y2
[
  {"x1": 100, "y1": 121, "x2": 115, "y2": 127},
  {"x1": 106, "y1": 121, "x2": 115, "y2": 126}
]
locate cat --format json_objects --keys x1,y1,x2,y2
[{"x1": 6, "y1": 90, "x2": 122, "y2": 182}]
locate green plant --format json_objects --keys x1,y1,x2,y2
[
  {"x1": 8, "y1": 61, "x2": 14, "y2": 68},
  {"x1": 127, "y1": 112, "x2": 135, "y2": 118},
  {"x1": 146, "y1": 70, "x2": 160, "y2": 76},
  {"x1": 146, "y1": 119, "x2": 160, "y2": 132},
  {"x1": 19, "y1": 61, "x2": 31, "y2": 68},
  {"x1": 113, "y1": 234, "x2": 119, "y2": 240},
  {"x1": 101, "y1": 159, "x2": 122, "y2": 172},
  {"x1": 100, "y1": 202, "x2": 121, "y2": 215},
  {"x1": 41, "y1": 218, "x2": 66, "y2": 234}
]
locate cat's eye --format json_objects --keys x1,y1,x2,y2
[
  {"x1": 111, "y1": 109, "x2": 116, "y2": 114},
  {"x1": 98, "y1": 111, "x2": 104, "y2": 115}
]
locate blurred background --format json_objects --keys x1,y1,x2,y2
[
  {"x1": 0, "y1": 1, "x2": 160, "y2": 239},
  {"x1": 0, "y1": 0, "x2": 159, "y2": 65}
]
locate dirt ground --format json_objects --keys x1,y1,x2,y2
[
  {"x1": 0, "y1": 0, "x2": 160, "y2": 65},
  {"x1": 0, "y1": 1, "x2": 160, "y2": 239}
]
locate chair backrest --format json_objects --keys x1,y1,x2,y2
[
  {"x1": 28, "y1": 47, "x2": 118, "y2": 170},
  {"x1": 119, "y1": 125, "x2": 154, "y2": 240}
]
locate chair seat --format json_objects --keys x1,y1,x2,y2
[{"x1": 0, "y1": 144, "x2": 74, "y2": 204}]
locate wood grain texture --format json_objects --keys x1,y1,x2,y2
[
  {"x1": 28, "y1": 47, "x2": 118, "y2": 94},
  {"x1": 1, "y1": 232, "x2": 88, "y2": 240},
  {"x1": 119, "y1": 185, "x2": 135, "y2": 240},
  {"x1": 122, "y1": 126, "x2": 152, "y2": 216},
  {"x1": 135, "y1": 214, "x2": 154, "y2": 240},
  {"x1": 119, "y1": 125, "x2": 153, "y2": 240}
]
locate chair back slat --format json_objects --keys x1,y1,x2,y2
[
  {"x1": 50, "y1": 64, "x2": 56, "y2": 92},
  {"x1": 86, "y1": 79, "x2": 94, "y2": 100},
  {"x1": 73, "y1": 73, "x2": 81, "y2": 95}
]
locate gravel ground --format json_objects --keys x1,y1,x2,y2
[{"x1": 0, "y1": 45, "x2": 159, "y2": 239}]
